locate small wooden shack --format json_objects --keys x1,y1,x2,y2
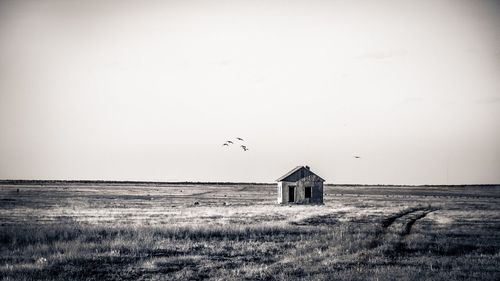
[{"x1": 276, "y1": 166, "x2": 325, "y2": 204}]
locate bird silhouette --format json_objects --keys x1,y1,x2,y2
[
  {"x1": 223, "y1": 143, "x2": 229, "y2": 146},
  {"x1": 241, "y1": 145, "x2": 249, "y2": 151},
  {"x1": 354, "y1": 156, "x2": 361, "y2": 159},
  {"x1": 236, "y1": 137, "x2": 244, "y2": 141},
  {"x1": 227, "y1": 140, "x2": 233, "y2": 144}
]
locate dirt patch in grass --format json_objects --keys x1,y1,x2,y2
[{"x1": 290, "y1": 213, "x2": 341, "y2": 226}]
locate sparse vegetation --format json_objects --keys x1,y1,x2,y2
[{"x1": 0, "y1": 183, "x2": 499, "y2": 280}]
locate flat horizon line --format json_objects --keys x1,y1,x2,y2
[{"x1": 0, "y1": 179, "x2": 498, "y2": 187}]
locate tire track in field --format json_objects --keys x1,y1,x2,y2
[
  {"x1": 400, "y1": 209, "x2": 436, "y2": 236},
  {"x1": 381, "y1": 207, "x2": 428, "y2": 228},
  {"x1": 366, "y1": 207, "x2": 439, "y2": 251},
  {"x1": 382, "y1": 207, "x2": 438, "y2": 236}
]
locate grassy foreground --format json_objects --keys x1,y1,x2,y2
[{"x1": 0, "y1": 183, "x2": 499, "y2": 280}]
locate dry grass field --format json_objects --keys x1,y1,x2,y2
[{"x1": 1, "y1": 182, "x2": 499, "y2": 280}]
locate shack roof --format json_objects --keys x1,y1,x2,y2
[{"x1": 276, "y1": 166, "x2": 325, "y2": 182}]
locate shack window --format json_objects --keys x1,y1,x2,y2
[{"x1": 305, "y1": 187, "x2": 312, "y2": 198}]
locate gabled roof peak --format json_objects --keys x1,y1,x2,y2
[{"x1": 276, "y1": 165, "x2": 325, "y2": 182}]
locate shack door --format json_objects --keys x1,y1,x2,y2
[{"x1": 288, "y1": 186, "x2": 295, "y2": 202}]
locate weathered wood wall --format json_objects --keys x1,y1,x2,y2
[{"x1": 277, "y1": 174, "x2": 323, "y2": 204}]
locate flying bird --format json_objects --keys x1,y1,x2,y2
[
  {"x1": 227, "y1": 140, "x2": 233, "y2": 144},
  {"x1": 241, "y1": 145, "x2": 249, "y2": 151},
  {"x1": 353, "y1": 156, "x2": 361, "y2": 159},
  {"x1": 236, "y1": 137, "x2": 244, "y2": 141},
  {"x1": 223, "y1": 143, "x2": 229, "y2": 146}
]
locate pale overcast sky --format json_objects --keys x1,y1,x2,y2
[{"x1": 0, "y1": 0, "x2": 499, "y2": 184}]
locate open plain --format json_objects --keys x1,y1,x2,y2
[{"x1": 1, "y1": 182, "x2": 499, "y2": 280}]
